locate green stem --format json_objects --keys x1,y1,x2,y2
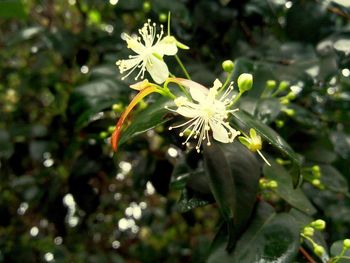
[
  {"x1": 175, "y1": 55, "x2": 191, "y2": 80},
  {"x1": 166, "y1": 75, "x2": 191, "y2": 99},
  {"x1": 219, "y1": 70, "x2": 233, "y2": 93},
  {"x1": 228, "y1": 92, "x2": 243, "y2": 108},
  {"x1": 333, "y1": 247, "x2": 348, "y2": 263},
  {"x1": 167, "y1": 12, "x2": 171, "y2": 36}
]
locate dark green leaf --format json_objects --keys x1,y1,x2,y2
[
  {"x1": 254, "y1": 98, "x2": 281, "y2": 124},
  {"x1": 70, "y1": 79, "x2": 128, "y2": 128},
  {"x1": 264, "y1": 160, "x2": 316, "y2": 215},
  {"x1": 177, "y1": 188, "x2": 213, "y2": 213},
  {"x1": 118, "y1": 95, "x2": 174, "y2": 146},
  {"x1": 320, "y1": 165, "x2": 349, "y2": 194},
  {"x1": 204, "y1": 141, "x2": 260, "y2": 250},
  {"x1": 331, "y1": 240, "x2": 350, "y2": 263},
  {"x1": 0, "y1": 129, "x2": 13, "y2": 159},
  {"x1": 208, "y1": 202, "x2": 300, "y2": 263},
  {"x1": 232, "y1": 109, "x2": 302, "y2": 186}
]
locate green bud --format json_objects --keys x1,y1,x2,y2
[
  {"x1": 286, "y1": 91, "x2": 297, "y2": 100},
  {"x1": 275, "y1": 120, "x2": 284, "y2": 128},
  {"x1": 344, "y1": 239, "x2": 350, "y2": 249},
  {"x1": 310, "y1": 219, "x2": 326, "y2": 230},
  {"x1": 266, "y1": 80, "x2": 276, "y2": 89},
  {"x1": 143, "y1": 1, "x2": 151, "y2": 12},
  {"x1": 280, "y1": 98, "x2": 289, "y2": 105},
  {"x1": 268, "y1": 180, "x2": 278, "y2": 189},
  {"x1": 237, "y1": 73, "x2": 253, "y2": 93},
  {"x1": 312, "y1": 165, "x2": 321, "y2": 178},
  {"x1": 108, "y1": 126, "x2": 115, "y2": 133},
  {"x1": 278, "y1": 81, "x2": 289, "y2": 91},
  {"x1": 112, "y1": 103, "x2": 123, "y2": 112},
  {"x1": 312, "y1": 179, "x2": 321, "y2": 187},
  {"x1": 99, "y1": 131, "x2": 108, "y2": 139},
  {"x1": 159, "y1": 13, "x2": 167, "y2": 23},
  {"x1": 283, "y1": 108, "x2": 295, "y2": 116},
  {"x1": 303, "y1": 226, "x2": 314, "y2": 237},
  {"x1": 259, "y1": 178, "x2": 268, "y2": 188},
  {"x1": 314, "y1": 245, "x2": 325, "y2": 257},
  {"x1": 222, "y1": 60, "x2": 234, "y2": 73}
]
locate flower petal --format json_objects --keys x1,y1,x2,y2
[
  {"x1": 176, "y1": 106, "x2": 199, "y2": 118},
  {"x1": 210, "y1": 121, "x2": 230, "y2": 143},
  {"x1": 146, "y1": 56, "x2": 169, "y2": 84},
  {"x1": 124, "y1": 34, "x2": 146, "y2": 54},
  {"x1": 157, "y1": 36, "x2": 178, "y2": 56}
]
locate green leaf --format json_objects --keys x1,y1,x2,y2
[
  {"x1": 208, "y1": 202, "x2": 300, "y2": 263},
  {"x1": 0, "y1": 0, "x2": 26, "y2": 19},
  {"x1": 254, "y1": 98, "x2": 281, "y2": 124},
  {"x1": 287, "y1": 103, "x2": 323, "y2": 129},
  {"x1": 203, "y1": 141, "x2": 260, "y2": 250},
  {"x1": 331, "y1": 241, "x2": 350, "y2": 263},
  {"x1": 177, "y1": 188, "x2": 213, "y2": 213},
  {"x1": 0, "y1": 129, "x2": 14, "y2": 159},
  {"x1": 231, "y1": 109, "x2": 302, "y2": 186},
  {"x1": 70, "y1": 79, "x2": 128, "y2": 128},
  {"x1": 264, "y1": 160, "x2": 316, "y2": 215},
  {"x1": 320, "y1": 165, "x2": 349, "y2": 194},
  {"x1": 118, "y1": 96, "x2": 174, "y2": 146}
]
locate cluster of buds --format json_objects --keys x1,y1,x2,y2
[
  {"x1": 302, "y1": 165, "x2": 324, "y2": 189},
  {"x1": 301, "y1": 219, "x2": 326, "y2": 257},
  {"x1": 259, "y1": 178, "x2": 278, "y2": 189}
]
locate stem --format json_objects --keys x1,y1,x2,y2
[
  {"x1": 299, "y1": 247, "x2": 317, "y2": 263},
  {"x1": 333, "y1": 247, "x2": 348, "y2": 263},
  {"x1": 228, "y1": 92, "x2": 243, "y2": 108},
  {"x1": 219, "y1": 71, "x2": 233, "y2": 93},
  {"x1": 175, "y1": 55, "x2": 191, "y2": 80},
  {"x1": 168, "y1": 74, "x2": 191, "y2": 99},
  {"x1": 167, "y1": 12, "x2": 171, "y2": 36}
]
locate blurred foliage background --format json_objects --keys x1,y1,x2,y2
[{"x1": 0, "y1": 0, "x2": 350, "y2": 262}]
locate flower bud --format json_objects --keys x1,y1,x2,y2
[
  {"x1": 266, "y1": 80, "x2": 276, "y2": 89},
  {"x1": 275, "y1": 120, "x2": 284, "y2": 128},
  {"x1": 143, "y1": 1, "x2": 151, "y2": 12},
  {"x1": 267, "y1": 180, "x2": 278, "y2": 189},
  {"x1": 237, "y1": 73, "x2": 253, "y2": 93},
  {"x1": 312, "y1": 179, "x2": 321, "y2": 187},
  {"x1": 159, "y1": 13, "x2": 167, "y2": 23},
  {"x1": 303, "y1": 226, "x2": 314, "y2": 237},
  {"x1": 278, "y1": 81, "x2": 289, "y2": 91},
  {"x1": 283, "y1": 108, "x2": 295, "y2": 116},
  {"x1": 314, "y1": 245, "x2": 325, "y2": 257},
  {"x1": 99, "y1": 131, "x2": 108, "y2": 139},
  {"x1": 222, "y1": 60, "x2": 234, "y2": 73},
  {"x1": 112, "y1": 103, "x2": 123, "y2": 112},
  {"x1": 343, "y1": 239, "x2": 350, "y2": 249},
  {"x1": 108, "y1": 126, "x2": 115, "y2": 133},
  {"x1": 311, "y1": 219, "x2": 326, "y2": 230}
]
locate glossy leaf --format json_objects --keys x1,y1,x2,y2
[
  {"x1": 204, "y1": 141, "x2": 260, "y2": 249},
  {"x1": 70, "y1": 79, "x2": 128, "y2": 128},
  {"x1": 208, "y1": 202, "x2": 300, "y2": 263},
  {"x1": 254, "y1": 98, "x2": 281, "y2": 124},
  {"x1": 264, "y1": 160, "x2": 316, "y2": 215},
  {"x1": 118, "y1": 95, "x2": 174, "y2": 146},
  {"x1": 320, "y1": 165, "x2": 349, "y2": 194}
]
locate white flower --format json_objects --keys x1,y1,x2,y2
[
  {"x1": 116, "y1": 19, "x2": 178, "y2": 84},
  {"x1": 168, "y1": 79, "x2": 240, "y2": 152}
]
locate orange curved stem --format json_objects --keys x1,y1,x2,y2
[{"x1": 111, "y1": 86, "x2": 158, "y2": 152}]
